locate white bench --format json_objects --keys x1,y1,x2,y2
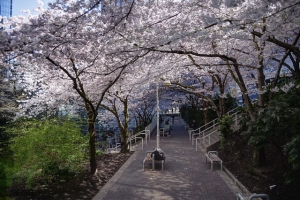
[
  {"x1": 143, "y1": 150, "x2": 165, "y2": 171},
  {"x1": 205, "y1": 151, "x2": 223, "y2": 171}
]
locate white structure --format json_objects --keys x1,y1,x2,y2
[{"x1": 155, "y1": 79, "x2": 171, "y2": 153}]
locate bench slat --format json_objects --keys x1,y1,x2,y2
[{"x1": 205, "y1": 151, "x2": 222, "y2": 171}]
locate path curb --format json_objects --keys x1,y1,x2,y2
[{"x1": 92, "y1": 149, "x2": 140, "y2": 200}]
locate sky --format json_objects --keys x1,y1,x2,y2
[{"x1": 12, "y1": 0, "x2": 53, "y2": 16}]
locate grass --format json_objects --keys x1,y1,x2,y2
[{"x1": 0, "y1": 155, "x2": 14, "y2": 200}]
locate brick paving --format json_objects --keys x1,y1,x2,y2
[{"x1": 93, "y1": 117, "x2": 240, "y2": 200}]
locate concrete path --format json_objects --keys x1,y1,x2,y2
[{"x1": 93, "y1": 117, "x2": 243, "y2": 200}]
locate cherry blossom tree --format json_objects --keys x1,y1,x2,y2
[
  {"x1": 1, "y1": 0, "x2": 299, "y2": 172},
  {"x1": 0, "y1": 0, "x2": 148, "y2": 174}
]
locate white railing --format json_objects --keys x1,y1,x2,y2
[
  {"x1": 128, "y1": 117, "x2": 156, "y2": 151},
  {"x1": 107, "y1": 142, "x2": 121, "y2": 152},
  {"x1": 128, "y1": 136, "x2": 144, "y2": 151},
  {"x1": 195, "y1": 107, "x2": 240, "y2": 138},
  {"x1": 196, "y1": 129, "x2": 218, "y2": 151},
  {"x1": 192, "y1": 125, "x2": 218, "y2": 145},
  {"x1": 145, "y1": 116, "x2": 157, "y2": 137},
  {"x1": 236, "y1": 194, "x2": 245, "y2": 200},
  {"x1": 193, "y1": 107, "x2": 242, "y2": 149},
  {"x1": 190, "y1": 119, "x2": 219, "y2": 145},
  {"x1": 127, "y1": 129, "x2": 151, "y2": 151},
  {"x1": 189, "y1": 118, "x2": 219, "y2": 141}
]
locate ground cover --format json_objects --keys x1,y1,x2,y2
[
  {"x1": 7, "y1": 152, "x2": 133, "y2": 200},
  {"x1": 218, "y1": 142, "x2": 300, "y2": 200},
  {"x1": 6, "y1": 142, "x2": 300, "y2": 200}
]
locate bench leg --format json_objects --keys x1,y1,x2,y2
[{"x1": 152, "y1": 159, "x2": 155, "y2": 171}]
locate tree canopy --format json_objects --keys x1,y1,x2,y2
[{"x1": 1, "y1": 0, "x2": 299, "y2": 173}]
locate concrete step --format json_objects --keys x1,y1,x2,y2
[
  {"x1": 196, "y1": 131, "x2": 222, "y2": 153},
  {"x1": 202, "y1": 132, "x2": 221, "y2": 145},
  {"x1": 196, "y1": 140, "x2": 207, "y2": 152}
]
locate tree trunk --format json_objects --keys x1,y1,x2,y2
[
  {"x1": 232, "y1": 64, "x2": 256, "y2": 120},
  {"x1": 257, "y1": 65, "x2": 265, "y2": 108},
  {"x1": 120, "y1": 99, "x2": 129, "y2": 153},
  {"x1": 203, "y1": 101, "x2": 210, "y2": 128},
  {"x1": 120, "y1": 128, "x2": 129, "y2": 152},
  {"x1": 84, "y1": 101, "x2": 98, "y2": 175},
  {"x1": 220, "y1": 97, "x2": 226, "y2": 116},
  {"x1": 216, "y1": 76, "x2": 226, "y2": 116},
  {"x1": 253, "y1": 30, "x2": 267, "y2": 166},
  {"x1": 204, "y1": 108, "x2": 209, "y2": 125},
  {"x1": 252, "y1": 147, "x2": 266, "y2": 167},
  {"x1": 88, "y1": 115, "x2": 97, "y2": 175}
]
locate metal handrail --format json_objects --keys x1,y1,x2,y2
[
  {"x1": 145, "y1": 117, "x2": 156, "y2": 135},
  {"x1": 192, "y1": 124, "x2": 219, "y2": 145},
  {"x1": 189, "y1": 119, "x2": 218, "y2": 141},
  {"x1": 129, "y1": 136, "x2": 143, "y2": 151},
  {"x1": 127, "y1": 129, "x2": 151, "y2": 151},
  {"x1": 107, "y1": 142, "x2": 121, "y2": 152},
  {"x1": 194, "y1": 109, "x2": 242, "y2": 149},
  {"x1": 196, "y1": 129, "x2": 218, "y2": 151},
  {"x1": 128, "y1": 130, "x2": 148, "y2": 144},
  {"x1": 237, "y1": 194, "x2": 245, "y2": 200},
  {"x1": 249, "y1": 194, "x2": 270, "y2": 200},
  {"x1": 189, "y1": 107, "x2": 241, "y2": 141}
]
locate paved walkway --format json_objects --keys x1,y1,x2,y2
[{"x1": 93, "y1": 117, "x2": 243, "y2": 200}]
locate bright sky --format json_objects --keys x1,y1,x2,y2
[{"x1": 12, "y1": 0, "x2": 53, "y2": 16}]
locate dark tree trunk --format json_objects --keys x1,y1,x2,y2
[
  {"x1": 203, "y1": 101, "x2": 210, "y2": 128},
  {"x1": 88, "y1": 117, "x2": 97, "y2": 174},
  {"x1": 85, "y1": 102, "x2": 97, "y2": 175},
  {"x1": 253, "y1": 147, "x2": 266, "y2": 167},
  {"x1": 220, "y1": 97, "x2": 226, "y2": 116},
  {"x1": 253, "y1": 30, "x2": 267, "y2": 167},
  {"x1": 232, "y1": 64, "x2": 256, "y2": 120},
  {"x1": 120, "y1": 99, "x2": 129, "y2": 153},
  {"x1": 120, "y1": 128, "x2": 129, "y2": 153}
]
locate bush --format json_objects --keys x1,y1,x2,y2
[
  {"x1": 218, "y1": 116, "x2": 234, "y2": 152},
  {"x1": 7, "y1": 117, "x2": 88, "y2": 187}
]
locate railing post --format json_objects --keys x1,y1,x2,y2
[
  {"x1": 130, "y1": 138, "x2": 132, "y2": 151},
  {"x1": 235, "y1": 113, "x2": 238, "y2": 126}
]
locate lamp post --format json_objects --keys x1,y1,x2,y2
[{"x1": 155, "y1": 79, "x2": 171, "y2": 152}]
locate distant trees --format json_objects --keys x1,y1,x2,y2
[{"x1": 0, "y1": 64, "x2": 21, "y2": 122}]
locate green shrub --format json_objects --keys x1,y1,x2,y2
[
  {"x1": 218, "y1": 116, "x2": 234, "y2": 152},
  {"x1": 96, "y1": 149, "x2": 103, "y2": 155},
  {"x1": 7, "y1": 117, "x2": 88, "y2": 188}
]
